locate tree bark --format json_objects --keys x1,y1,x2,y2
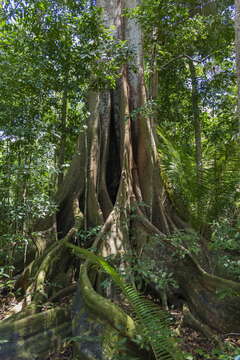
[
  {"x1": 57, "y1": 68, "x2": 69, "y2": 189},
  {"x1": 235, "y1": 0, "x2": 240, "y2": 134}
]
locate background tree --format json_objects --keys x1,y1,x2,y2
[
  {"x1": 235, "y1": 0, "x2": 240, "y2": 127},
  {"x1": 135, "y1": 0, "x2": 237, "y2": 228}
]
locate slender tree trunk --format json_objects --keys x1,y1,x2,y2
[
  {"x1": 57, "y1": 69, "x2": 69, "y2": 189},
  {"x1": 235, "y1": 0, "x2": 240, "y2": 134},
  {"x1": 188, "y1": 59, "x2": 204, "y2": 225},
  {"x1": 188, "y1": 59, "x2": 203, "y2": 188}
]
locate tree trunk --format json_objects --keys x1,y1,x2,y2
[
  {"x1": 188, "y1": 59, "x2": 203, "y2": 188},
  {"x1": 1, "y1": 1, "x2": 240, "y2": 359},
  {"x1": 57, "y1": 68, "x2": 69, "y2": 189},
  {"x1": 235, "y1": 0, "x2": 240, "y2": 134}
]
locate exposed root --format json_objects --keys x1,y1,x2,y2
[
  {"x1": 79, "y1": 262, "x2": 136, "y2": 339},
  {"x1": 182, "y1": 305, "x2": 221, "y2": 346},
  {"x1": 15, "y1": 228, "x2": 77, "y2": 303},
  {"x1": 175, "y1": 254, "x2": 240, "y2": 333},
  {"x1": 48, "y1": 283, "x2": 77, "y2": 303},
  {"x1": 0, "y1": 305, "x2": 71, "y2": 360},
  {"x1": 33, "y1": 241, "x2": 68, "y2": 303}
]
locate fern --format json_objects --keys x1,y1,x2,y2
[
  {"x1": 65, "y1": 244, "x2": 184, "y2": 360},
  {"x1": 157, "y1": 127, "x2": 240, "y2": 226}
]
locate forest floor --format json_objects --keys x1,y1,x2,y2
[{"x1": 0, "y1": 291, "x2": 239, "y2": 360}]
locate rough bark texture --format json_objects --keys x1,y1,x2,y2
[
  {"x1": 1, "y1": 1, "x2": 240, "y2": 359},
  {"x1": 175, "y1": 254, "x2": 240, "y2": 333},
  {"x1": 0, "y1": 305, "x2": 71, "y2": 360},
  {"x1": 235, "y1": 0, "x2": 240, "y2": 132}
]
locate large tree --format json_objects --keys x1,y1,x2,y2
[{"x1": 1, "y1": 1, "x2": 240, "y2": 359}]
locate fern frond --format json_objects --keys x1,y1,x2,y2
[
  {"x1": 157, "y1": 127, "x2": 240, "y2": 224},
  {"x1": 65, "y1": 243, "x2": 184, "y2": 360}
]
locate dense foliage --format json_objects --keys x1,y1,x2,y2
[
  {"x1": 0, "y1": 0, "x2": 127, "y2": 266},
  {"x1": 135, "y1": 0, "x2": 238, "y2": 225}
]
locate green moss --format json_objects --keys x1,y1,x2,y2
[
  {"x1": 79, "y1": 263, "x2": 136, "y2": 339},
  {"x1": 0, "y1": 305, "x2": 71, "y2": 359}
]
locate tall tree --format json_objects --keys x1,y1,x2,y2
[{"x1": 0, "y1": 1, "x2": 240, "y2": 359}]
